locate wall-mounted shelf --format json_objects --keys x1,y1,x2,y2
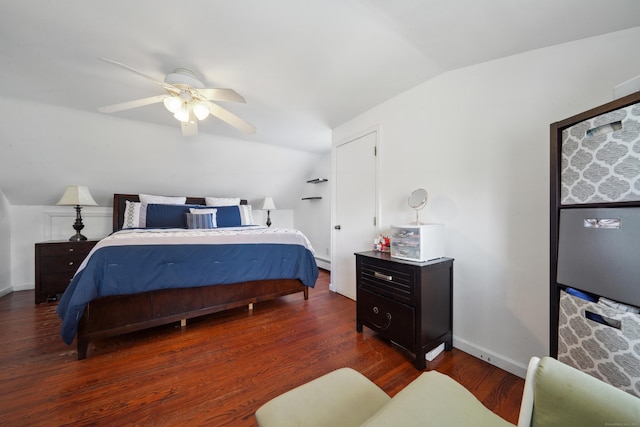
[{"x1": 304, "y1": 178, "x2": 327, "y2": 200}]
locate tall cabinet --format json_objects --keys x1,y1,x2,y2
[{"x1": 550, "y1": 91, "x2": 640, "y2": 396}]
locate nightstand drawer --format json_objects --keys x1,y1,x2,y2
[
  {"x1": 39, "y1": 272, "x2": 76, "y2": 290},
  {"x1": 39, "y1": 255, "x2": 85, "y2": 273},
  {"x1": 359, "y1": 256, "x2": 415, "y2": 303},
  {"x1": 38, "y1": 244, "x2": 88, "y2": 257},
  {"x1": 357, "y1": 288, "x2": 415, "y2": 349}
]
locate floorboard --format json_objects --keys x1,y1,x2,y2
[{"x1": 0, "y1": 270, "x2": 524, "y2": 426}]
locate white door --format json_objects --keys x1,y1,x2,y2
[{"x1": 333, "y1": 130, "x2": 377, "y2": 300}]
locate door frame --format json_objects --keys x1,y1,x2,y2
[{"x1": 330, "y1": 126, "x2": 381, "y2": 293}]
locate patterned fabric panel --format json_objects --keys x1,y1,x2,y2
[
  {"x1": 558, "y1": 291, "x2": 640, "y2": 397},
  {"x1": 122, "y1": 201, "x2": 141, "y2": 229},
  {"x1": 185, "y1": 213, "x2": 215, "y2": 229},
  {"x1": 561, "y1": 102, "x2": 640, "y2": 204},
  {"x1": 239, "y1": 205, "x2": 254, "y2": 225}
]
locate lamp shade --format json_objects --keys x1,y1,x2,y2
[
  {"x1": 260, "y1": 197, "x2": 276, "y2": 210},
  {"x1": 192, "y1": 102, "x2": 210, "y2": 120},
  {"x1": 57, "y1": 186, "x2": 98, "y2": 206},
  {"x1": 163, "y1": 96, "x2": 182, "y2": 113}
]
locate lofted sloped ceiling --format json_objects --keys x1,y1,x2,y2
[{"x1": 0, "y1": 1, "x2": 639, "y2": 207}]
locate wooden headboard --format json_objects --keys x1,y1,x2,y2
[{"x1": 112, "y1": 194, "x2": 248, "y2": 232}]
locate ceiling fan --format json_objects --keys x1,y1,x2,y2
[{"x1": 97, "y1": 58, "x2": 256, "y2": 137}]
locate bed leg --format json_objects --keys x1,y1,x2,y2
[
  {"x1": 77, "y1": 338, "x2": 89, "y2": 360},
  {"x1": 180, "y1": 319, "x2": 186, "y2": 328},
  {"x1": 304, "y1": 287, "x2": 309, "y2": 300},
  {"x1": 248, "y1": 303, "x2": 254, "y2": 310}
]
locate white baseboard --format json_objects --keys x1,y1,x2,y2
[
  {"x1": 0, "y1": 285, "x2": 11, "y2": 298},
  {"x1": 453, "y1": 336, "x2": 528, "y2": 379},
  {"x1": 316, "y1": 258, "x2": 330, "y2": 271},
  {"x1": 11, "y1": 283, "x2": 34, "y2": 292}
]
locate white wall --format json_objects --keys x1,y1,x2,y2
[
  {"x1": 0, "y1": 190, "x2": 11, "y2": 296},
  {"x1": 0, "y1": 99, "x2": 326, "y2": 209},
  {"x1": 294, "y1": 153, "x2": 331, "y2": 270},
  {"x1": 332, "y1": 27, "x2": 640, "y2": 377}
]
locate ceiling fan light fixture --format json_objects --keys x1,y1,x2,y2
[
  {"x1": 173, "y1": 105, "x2": 190, "y2": 122},
  {"x1": 163, "y1": 96, "x2": 182, "y2": 113},
  {"x1": 99, "y1": 59, "x2": 256, "y2": 136},
  {"x1": 192, "y1": 102, "x2": 210, "y2": 120}
]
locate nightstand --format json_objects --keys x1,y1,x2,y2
[
  {"x1": 355, "y1": 251, "x2": 454, "y2": 369},
  {"x1": 34, "y1": 240, "x2": 99, "y2": 304}
]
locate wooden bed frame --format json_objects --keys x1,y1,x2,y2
[{"x1": 75, "y1": 194, "x2": 309, "y2": 359}]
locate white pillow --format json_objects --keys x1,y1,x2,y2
[
  {"x1": 189, "y1": 208, "x2": 218, "y2": 227},
  {"x1": 139, "y1": 194, "x2": 187, "y2": 227},
  {"x1": 239, "y1": 205, "x2": 254, "y2": 225},
  {"x1": 205, "y1": 197, "x2": 241, "y2": 206},
  {"x1": 139, "y1": 194, "x2": 187, "y2": 205},
  {"x1": 122, "y1": 200, "x2": 141, "y2": 229}
]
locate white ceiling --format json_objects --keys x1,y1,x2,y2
[{"x1": 1, "y1": 0, "x2": 639, "y2": 153}]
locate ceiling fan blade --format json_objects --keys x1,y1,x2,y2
[
  {"x1": 98, "y1": 95, "x2": 168, "y2": 113},
  {"x1": 196, "y1": 88, "x2": 246, "y2": 103},
  {"x1": 205, "y1": 102, "x2": 256, "y2": 135},
  {"x1": 181, "y1": 118, "x2": 198, "y2": 137},
  {"x1": 99, "y1": 58, "x2": 178, "y2": 92}
]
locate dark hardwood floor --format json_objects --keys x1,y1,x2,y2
[{"x1": 0, "y1": 270, "x2": 524, "y2": 426}]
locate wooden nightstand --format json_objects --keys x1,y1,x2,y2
[
  {"x1": 355, "y1": 251, "x2": 454, "y2": 370},
  {"x1": 34, "y1": 240, "x2": 99, "y2": 304}
]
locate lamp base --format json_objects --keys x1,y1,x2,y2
[
  {"x1": 69, "y1": 232, "x2": 87, "y2": 242},
  {"x1": 69, "y1": 205, "x2": 87, "y2": 241}
]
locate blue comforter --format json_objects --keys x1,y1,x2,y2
[{"x1": 57, "y1": 230, "x2": 318, "y2": 345}]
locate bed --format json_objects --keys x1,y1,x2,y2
[{"x1": 57, "y1": 193, "x2": 318, "y2": 360}]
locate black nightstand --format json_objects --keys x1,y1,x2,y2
[
  {"x1": 355, "y1": 251, "x2": 454, "y2": 369},
  {"x1": 34, "y1": 240, "x2": 99, "y2": 304}
]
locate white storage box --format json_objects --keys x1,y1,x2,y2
[{"x1": 390, "y1": 224, "x2": 445, "y2": 262}]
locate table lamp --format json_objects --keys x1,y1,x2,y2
[
  {"x1": 260, "y1": 197, "x2": 276, "y2": 227},
  {"x1": 57, "y1": 186, "x2": 98, "y2": 241}
]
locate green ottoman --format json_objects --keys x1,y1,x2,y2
[
  {"x1": 361, "y1": 370, "x2": 513, "y2": 427},
  {"x1": 255, "y1": 368, "x2": 390, "y2": 427}
]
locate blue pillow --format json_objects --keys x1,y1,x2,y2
[
  {"x1": 193, "y1": 205, "x2": 241, "y2": 227},
  {"x1": 146, "y1": 204, "x2": 199, "y2": 228},
  {"x1": 185, "y1": 213, "x2": 214, "y2": 229}
]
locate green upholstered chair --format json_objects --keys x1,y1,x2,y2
[
  {"x1": 255, "y1": 357, "x2": 640, "y2": 427},
  {"x1": 518, "y1": 356, "x2": 640, "y2": 427}
]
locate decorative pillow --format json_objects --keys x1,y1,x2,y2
[
  {"x1": 193, "y1": 205, "x2": 244, "y2": 227},
  {"x1": 205, "y1": 197, "x2": 241, "y2": 207},
  {"x1": 189, "y1": 207, "x2": 216, "y2": 214},
  {"x1": 189, "y1": 208, "x2": 218, "y2": 227},
  {"x1": 185, "y1": 213, "x2": 215, "y2": 229},
  {"x1": 145, "y1": 204, "x2": 198, "y2": 228},
  {"x1": 122, "y1": 200, "x2": 141, "y2": 229},
  {"x1": 239, "y1": 205, "x2": 254, "y2": 225},
  {"x1": 138, "y1": 194, "x2": 187, "y2": 227}
]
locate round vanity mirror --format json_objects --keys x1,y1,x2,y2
[{"x1": 408, "y1": 188, "x2": 428, "y2": 224}]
